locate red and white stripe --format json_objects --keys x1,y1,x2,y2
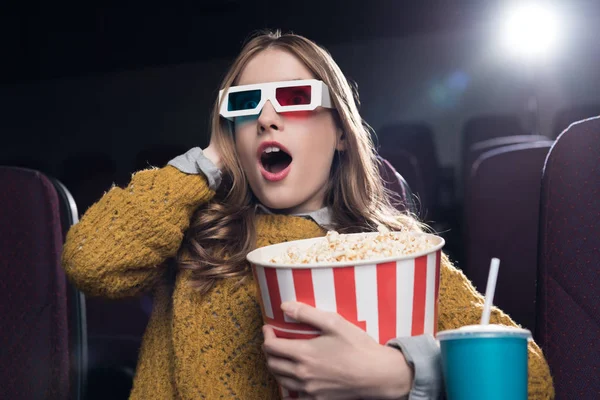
[{"x1": 252, "y1": 251, "x2": 442, "y2": 399}]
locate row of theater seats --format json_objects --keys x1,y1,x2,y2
[
  {"x1": 377, "y1": 103, "x2": 600, "y2": 221},
  {"x1": 464, "y1": 117, "x2": 599, "y2": 399}
]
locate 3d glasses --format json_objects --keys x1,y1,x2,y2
[{"x1": 218, "y1": 79, "x2": 333, "y2": 120}]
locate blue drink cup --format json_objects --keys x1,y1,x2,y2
[{"x1": 437, "y1": 324, "x2": 531, "y2": 400}]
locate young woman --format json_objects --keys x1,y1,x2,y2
[{"x1": 62, "y1": 31, "x2": 554, "y2": 399}]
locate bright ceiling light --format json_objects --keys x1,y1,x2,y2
[{"x1": 501, "y1": 3, "x2": 560, "y2": 59}]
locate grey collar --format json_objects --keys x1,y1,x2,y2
[{"x1": 256, "y1": 204, "x2": 334, "y2": 230}]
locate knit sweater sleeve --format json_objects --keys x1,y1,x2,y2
[
  {"x1": 62, "y1": 165, "x2": 215, "y2": 298},
  {"x1": 438, "y1": 254, "x2": 555, "y2": 400}
]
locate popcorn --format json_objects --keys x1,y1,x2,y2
[{"x1": 270, "y1": 226, "x2": 435, "y2": 264}]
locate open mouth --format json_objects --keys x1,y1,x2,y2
[{"x1": 260, "y1": 146, "x2": 293, "y2": 174}]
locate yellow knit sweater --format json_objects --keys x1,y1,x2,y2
[{"x1": 62, "y1": 166, "x2": 554, "y2": 399}]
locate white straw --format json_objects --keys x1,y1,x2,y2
[{"x1": 481, "y1": 258, "x2": 501, "y2": 325}]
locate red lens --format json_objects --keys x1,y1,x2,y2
[{"x1": 276, "y1": 85, "x2": 312, "y2": 107}]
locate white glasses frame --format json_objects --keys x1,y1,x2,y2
[{"x1": 218, "y1": 79, "x2": 333, "y2": 120}]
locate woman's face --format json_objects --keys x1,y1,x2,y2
[{"x1": 234, "y1": 48, "x2": 344, "y2": 214}]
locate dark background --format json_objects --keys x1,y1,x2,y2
[{"x1": 1, "y1": 1, "x2": 514, "y2": 83}]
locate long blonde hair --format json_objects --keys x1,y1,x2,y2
[{"x1": 177, "y1": 31, "x2": 421, "y2": 294}]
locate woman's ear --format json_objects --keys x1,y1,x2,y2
[{"x1": 336, "y1": 128, "x2": 347, "y2": 151}]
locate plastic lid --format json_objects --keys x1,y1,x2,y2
[{"x1": 436, "y1": 324, "x2": 532, "y2": 341}]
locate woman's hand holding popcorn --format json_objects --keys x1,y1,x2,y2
[{"x1": 262, "y1": 301, "x2": 414, "y2": 400}]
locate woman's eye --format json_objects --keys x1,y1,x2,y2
[
  {"x1": 291, "y1": 95, "x2": 306, "y2": 105},
  {"x1": 243, "y1": 100, "x2": 258, "y2": 109},
  {"x1": 230, "y1": 90, "x2": 261, "y2": 110},
  {"x1": 285, "y1": 92, "x2": 310, "y2": 105}
]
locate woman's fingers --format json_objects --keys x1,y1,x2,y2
[
  {"x1": 265, "y1": 353, "x2": 298, "y2": 377},
  {"x1": 281, "y1": 302, "x2": 344, "y2": 334},
  {"x1": 274, "y1": 375, "x2": 304, "y2": 392},
  {"x1": 262, "y1": 325, "x2": 310, "y2": 360}
]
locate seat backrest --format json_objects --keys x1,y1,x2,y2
[
  {"x1": 464, "y1": 134, "x2": 549, "y2": 188},
  {"x1": 536, "y1": 117, "x2": 600, "y2": 398},
  {"x1": 464, "y1": 141, "x2": 553, "y2": 332},
  {"x1": 552, "y1": 105, "x2": 600, "y2": 138},
  {"x1": 0, "y1": 166, "x2": 86, "y2": 400},
  {"x1": 377, "y1": 123, "x2": 439, "y2": 219}
]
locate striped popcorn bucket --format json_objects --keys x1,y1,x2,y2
[{"x1": 247, "y1": 232, "x2": 445, "y2": 399}]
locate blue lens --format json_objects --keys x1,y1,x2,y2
[{"x1": 228, "y1": 89, "x2": 261, "y2": 112}]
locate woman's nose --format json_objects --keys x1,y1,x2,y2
[{"x1": 257, "y1": 100, "x2": 283, "y2": 133}]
